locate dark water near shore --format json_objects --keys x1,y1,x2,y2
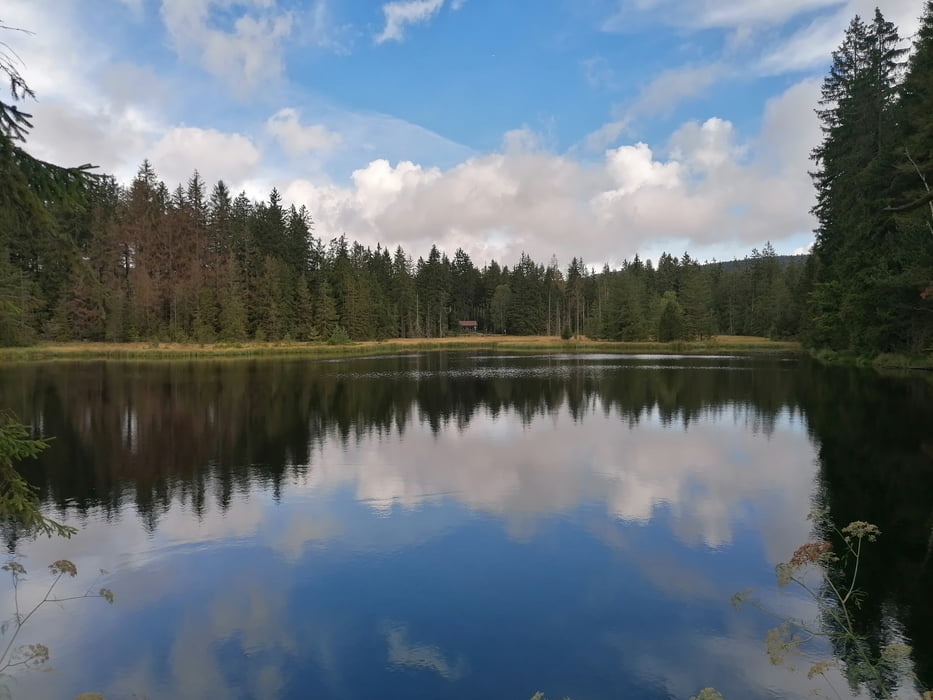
[{"x1": 1, "y1": 353, "x2": 931, "y2": 700}]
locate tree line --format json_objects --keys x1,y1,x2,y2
[{"x1": 0, "y1": 159, "x2": 811, "y2": 345}]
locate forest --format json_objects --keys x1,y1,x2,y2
[
  {"x1": 0, "y1": 5, "x2": 931, "y2": 358},
  {"x1": 0, "y1": 165, "x2": 813, "y2": 346}
]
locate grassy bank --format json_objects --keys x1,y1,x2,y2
[{"x1": 0, "y1": 335, "x2": 800, "y2": 363}]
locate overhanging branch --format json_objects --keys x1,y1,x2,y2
[{"x1": 883, "y1": 189, "x2": 933, "y2": 213}]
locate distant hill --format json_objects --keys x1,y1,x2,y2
[{"x1": 705, "y1": 254, "x2": 809, "y2": 272}]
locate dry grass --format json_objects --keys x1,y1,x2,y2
[{"x1": 0, "y1": 335, "x2": 800, "y2": 363}]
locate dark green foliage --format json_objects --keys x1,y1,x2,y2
[
  {"x1": 0, "y1": 412, "x2": 75, "y2": 538},
  {"x1": 2, "y1": 159, "x2": 815, "y2": 344},
  {"x1": 327, "y1": 324, "x2": 350, "y2": 345},
  {"x1": 657, "y1": 292, "x2": 686, "y2": 342},
  {"x1": 807, "y1": 6, "x2": 933, "y2": 357}
]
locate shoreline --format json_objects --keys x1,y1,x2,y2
[{"x1": 0, "y1": 335, "x2": 801, "y2": 363}]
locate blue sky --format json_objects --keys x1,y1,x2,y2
[{"x1": 4, "y1": 0, "x2": 923, "y2": 267}]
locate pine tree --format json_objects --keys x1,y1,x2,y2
[
  {"x1": 390, "y1": 246, "x2": 418, "y2": 337},
  {"x1": 292, "y1": 274, "x2": 314, "y2": 341},
  {"x1": 565, "y1": 257, "x2": 586, "y2": 336},
  {"x1": 217, "y1": 257, "x2": 247, "y2": 341},
  {"x1": 808, "y1": 9, "x2": 915, "y2": 354},
  {"x1": 507, "y1": 253, "x2": 546, "y2": 335},
  {"x1": 681, "y1": 263, "x2": 716, "y2": 339},
  {"x1": 0, "y1": 22, "x2": 99, "y2": 217},
  {"x1": 656, "y1": 291, "x2": 686, "y2": 342},
  {"x1": 312, "y1": 279, "x2": 338, "y2": 339}
]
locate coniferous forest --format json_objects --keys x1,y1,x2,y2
[{"x1": 0, "y1": 6, "x2": 931, "y2": 358}]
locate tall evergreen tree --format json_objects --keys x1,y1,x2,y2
[{"x1": 807, "y1": 9, "x2": 920, "y2": 355}]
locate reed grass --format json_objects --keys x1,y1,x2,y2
[{"x1": 0, "y1": 335, "x2": 801, "y2": 363}]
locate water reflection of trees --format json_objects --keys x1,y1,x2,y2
[
  {"x1": 1, "y1": 354, "x2": 931, "y2": 693},
  {"x1": 800, "y1": 366, "x2": 933, "y2": 696},
  {"x1": 0, "y1": 355, "x2": 803, "y2": 526}
]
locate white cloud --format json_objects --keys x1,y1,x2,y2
[
  {"x1": 297, "y1": 0, "x2": 354, "y2": 54},
  {"x1": 606, "y1": 0, "x2": 922, "y2": 78},
  {"x1": 757, "y1": 0, "x2": 921, "y2": 75},
  {"x1": 3, "y1": 1, "x2": 102, "y2": 107},
  {"x1": 280, "y1": 78, "x2": 819, "y2": 267},
  {"x1": 266, "y1": 107, "x2": 342, "y2": 155},
  {"x1": 606, "y1": 0, "x2": 843, "y2": 31},
  {"x1": 584, "y1": 64, "x2": 723, "y2": 152},
  {"x1": 690, "y1": 0, "x2": 843, "y2": 29},
  {"x1": 4, "y1": 1, "x2": 166, "y2": 182},
  {"x1": 631, "y1": 64, "x2": 723, "y2": 118},
  {"x1": 151, "y1": 127, "x2": 262, "y2": 190},
  {"x1": 668, "y1": 117, "x2": 745, "y2": 173},
  {"x1": 159, "y1": 0, "x2": 294, "y2": 93},
  {"x1": 584, "y1": 118, "x2": 631, "y2": 152},
  {"x1": 756, "y1": 78, "x2": 821, "y2": 170},
  {"x1": 289, "y1": 400, "x2": 817, "y2": 554},
  {"x1": 603, "y1": 142, "x2": 682, "y2": 196},
  {"x1": 375, "y1": 0, "x2": 445, "y2": 43},
  {"x1": 6, "y1": 0, "x2": 826, "y2": 268}
]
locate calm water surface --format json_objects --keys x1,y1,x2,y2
[{"x1": 1, "y1": 353, "x2": 931, "y2": 700}]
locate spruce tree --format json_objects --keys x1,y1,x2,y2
[{"x1": 808, "y1": 9, "x2": 914, "y2": 354}]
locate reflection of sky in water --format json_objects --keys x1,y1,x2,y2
[{"x1": 1, "y1": 359, "x2": 888, "y2": 700}]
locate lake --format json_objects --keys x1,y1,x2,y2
[{"x1": 1, "y1": 353, "x2": 931, "y2": 700}]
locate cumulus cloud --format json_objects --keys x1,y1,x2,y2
[
  {"x1": 159, "y1": 0, "x2": 294, "y2": 93},
  {"x1": 280, "y1": 78, "x2": 819, "y2": 267},
  {"x1": 668, "y1": 117, "x2": 745, "y2": 174},
  {"x1": 288, "y1": 393, "x2": 817, "y2": 554},
  {"x1": 26, "y1": 101, "x2": 154, "y2": 180},
  {"x1": 4, "y1": 1, "x2": 167, "y2": 182},
  {"x1": 7, "y1": 0, "x2": 826, "y2": 267},
  {"x1": 266, "y1": 108, "x2": 342, "y2": 155},
  {"x1": 375, "y1": 0, "x2": 445, "y2": 43},
  {"x1": 151, "y1": 127, "x2": 262, "y2": 190},
  {"x1": 4, "y1": 0, "x2": 101, "y2": 107},
  {"x1": 602, "y1": 142, "x2": 682, "y2": 196}
]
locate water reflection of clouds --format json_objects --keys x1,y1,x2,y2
[
  {"x1": 4, "y1": 384, "x2": 826, "y2": 699},
  {"x1": 19, "y1": 399, "x2": 818, "y2": 587},
  {"x1": 25, "y1": 489, "x2": 270, "y2": 574},
  {"x1": 385, "y1": 623, "x2": 466, "y2": 681},
  {"x1": 300, "y1": 403, "x2": 818, "y2": 560},
  {"x1": 105, "y1": 577, "x2": 299, "y2": 700},
  {"x1": 623, "y1": 627, "x2": 917, "y2": 700}
]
